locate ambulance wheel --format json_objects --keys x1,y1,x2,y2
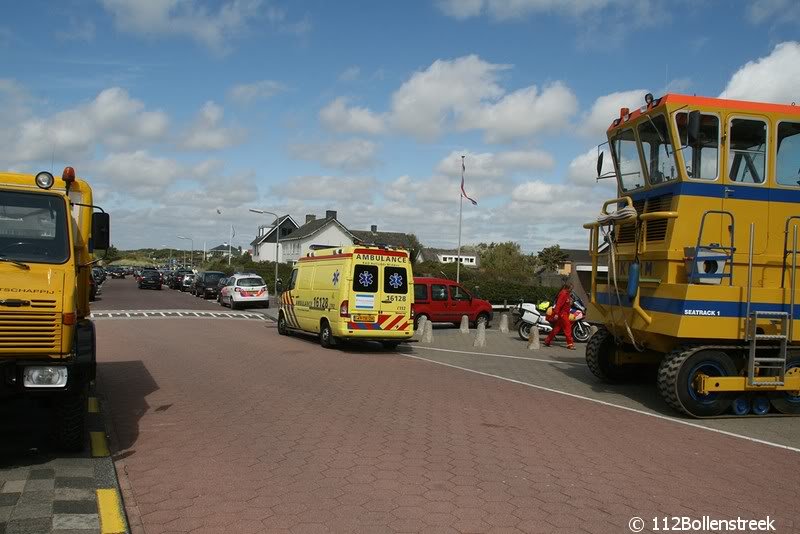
[
  {"x1": 320, "y1": 321, "x2": 336, "y2": 349},
  {"x1": 414, "y1": 314, "x2": 429, "y2": 330},
  {"x1": 658, "y1": 348, "x2": 736, "y2": 417},
  {"x1": 769, "y1": 357, "x2": 800, "y2": 414},
  {"x1": 381, "y1": 341, "x2": 400, "y2": 350},
  {"x1": 277, "y1": 312, "x2": 289, "y2": 336},
  {"x1": 585, "y1": 327, "x2": 626, "y2": 382}
]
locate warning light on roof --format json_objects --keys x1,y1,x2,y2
[{"x1": 62, "y1": 167, "x2": 76, "y2": 184}]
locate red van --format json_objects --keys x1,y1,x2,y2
[{"x1": 413, "y1": 277, "x2": 493, "y2": 328}]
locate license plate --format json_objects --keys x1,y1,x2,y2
[{"x1": 353, "y1": 314, "x2": 375, "y2": 322}]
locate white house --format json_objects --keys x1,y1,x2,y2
[
  {"x1": 250, "y1": 215, "x2": 299, "y2": 263},
  {"x1": 416, "y1": 247, "x2": 480, "y2": 267},
  {"x1": 280, "y1": 211, "x2": 357, "y2": 264}
]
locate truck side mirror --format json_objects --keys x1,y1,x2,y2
[
  {"x1": 687, "y1": 111, "x2": 701, "y2": 145},
  {"x1": 596, "y1": 151, "x2": 604, "y2": 178},
  {"x1": 91, "y1": 212, "x2": 110, "y2": 251}
]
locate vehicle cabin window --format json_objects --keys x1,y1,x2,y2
[
  {"x1": 777, "y1": 121, "x2": 800, "y2": 187},
  {"x1": 449, "y1": 285, "x2": 471, "y2": 301},
  {"x1": 637, "y1": 115, "x2": 676, "y2": 184},
  {"x1": 431, "y1": 284, "x2": 448, "y2": 301},
  {"x1": 383, "y1": 267, "x2": 408, "y2": 294},
  {"x1": 287, "y1": 269, "x2": 298, "y2": 291},
  {"x1": 729, "y1": 118, "x2": 767, "y2": 184},
  {"x1": 238, "y1": 277, "x2": 264, "y2": 287},
  {"x1": 352, "y1": 264, "x2": 379, "y2": 293},
  {"x1": 611, "y1": 128, "x2": 645, "y2": 192},
  {"x1": 414, "y1": 284, "x2": 428, "y2": 301},
  {"x1": 676, "y1": 112, "x2": 719, "y2": 180}
]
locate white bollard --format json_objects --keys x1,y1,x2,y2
[
  {"x1": 416, "y1": 315, "x2": 428, "y2": 339},
  {"x1": 473, "y1": 321, "x2": 486, "y2": 348},
  {"x1": 527, "y1": 326, "x2": 540, "y2": 350},
  {"x1": 423, "y1": 320, "x2": 433, "y2": 343},
  {"x1": 499, "y1": 313, "x2": 509, "y2": 334},
  {"x1": 460, "y1": 315, "x2": 469, "y2": 333}
]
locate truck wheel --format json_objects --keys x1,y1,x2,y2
[
  {"x1": 53, "y1": 391, "x2": 87, "y2": 452},
  {"x1": 585, "y1": 327, "x2": 627, "y2": 382},
  {"x1": 769, "y1": 357, "x2": 800, "y2": 414},
  {"x1": 658, "y1": 348, "x2": 736, "y2": 417},
  {"x1": 320, "y1": 322, "x2": 335, "y2": 349}
]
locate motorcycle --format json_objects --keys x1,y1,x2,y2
[{"x1": 512, "y1": 293, "x2": 592, "y2": 343}]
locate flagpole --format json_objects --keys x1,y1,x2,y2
[
  {"x1": 228, "y1": 225, "x2": 232, "y2": 266},
  {"x1": 456, "y1": 155, "x2": 465, "y2": 283}
]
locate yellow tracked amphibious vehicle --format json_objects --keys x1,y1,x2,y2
[{"x1": 584, "y1": 93, "x2": 800, "y2": 417}]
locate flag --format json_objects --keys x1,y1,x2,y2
[
  {"x1": 460, "y1": 156, "x2": 477, "y2": 206},
  {"x1": 231, "y1": 225, "x2": 236, "y2": 239}
]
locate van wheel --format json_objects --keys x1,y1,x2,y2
[
  {"x1": 320, "y1": 322, "x2": 335, "y2": 349},
  {"x1": 277, "y1": 313, "x2": 288, "y2": 335},
  {"x1": 473, "y1": 313, "x2": 490, "y2": 329},
  {"x1": 414, "y1": 314, "x2": 429, "y2": 330},
  {"x1": 381, "y1": 341, "x2": 400, "y2": 350}
]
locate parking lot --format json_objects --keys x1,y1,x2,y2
[{"x1": 2, "y1": 278, "x2": 798, "y2": 534}]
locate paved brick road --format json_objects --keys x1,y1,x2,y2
[{"x1": 97, "y1": 317, "x2": 799, "y2": 534}]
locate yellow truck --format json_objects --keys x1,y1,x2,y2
[
  {"x1": 278, "y1": 245, "x2": 415, "y2": 348},
  {"x1": 0, "y1": 167, "x2": 110, "y2": 449}
]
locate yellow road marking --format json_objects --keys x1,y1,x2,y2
[
  {"x1": 96, "y1": 488, "x2": 126, "y2": 534},
  {"x1": 90, "y1": 432, "x2": 110, "y2": 457},
  {"x1": 88, "y1": 397, "x2": 100, "y2": 413}
]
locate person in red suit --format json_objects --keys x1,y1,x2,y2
[{"x1": 544, "y1": 282, "x2": 575, "y2": 349}]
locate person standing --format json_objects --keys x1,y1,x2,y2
[{"x1": 544, "y1": 282, "x2": 575, "y2": 349}]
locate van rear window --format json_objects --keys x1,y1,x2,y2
[
  {"x1": 383, "y1": 267, "x2": 408, "y2": 294},
  {"x1": 352, "y1": 264, "x2": 378, "y2": 292}
]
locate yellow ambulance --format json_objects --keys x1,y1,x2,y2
[{"x1": 278, "y1": 245, "x2": 414, "y2": 349}]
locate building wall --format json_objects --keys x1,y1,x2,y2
[
  {"x1": 437, "y1": 254, "x2": 478, "y2": 267},
  {"x1": 253, "y1": 242, "x2": 281, "y2": 263},
  {"x1": 281, "y1": 224, "x2": 354, "y2": 263}
]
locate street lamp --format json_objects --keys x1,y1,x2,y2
[
  {"x1": 249, "y1": 208, "x2": 281, "y2": 296},
  {"x1": 177, "y1": 235, "x2": 194, "y2": 268}
]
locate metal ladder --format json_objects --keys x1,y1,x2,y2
[{"x1": 745, "y1": 221, "x2": 797, "y2": 387}]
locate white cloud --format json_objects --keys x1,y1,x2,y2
[
  {"x1": 99, "y1": 0, "x2": 262, "y2": 54},
  {"x1": 458, "y1": 82, "x2": 578, "y2": 142},
  {"x1": 272, "y1": 175, "x2": 378, "y2": 201},
  {"x1": 319, "y1": 97, "x2": 386, "y2": 135},
  {"x1": 229, "y1": 80, "x2": 287, "y2": 104},
  {"x1": 581, "y1": 89, "x2": 648, "y2": 138},
  {"x1": 324, "y1": 56, "x2": 576, "y2": 143},
  {"x1": 181, "y1": 101, "x2": 245, "y2": 150},
  {"x1": 92, "y1": 150, "x2": 183, "y2": 197},
  {"x1": 437, "y1": 0, "x2": 616, "y2": 20},
  {"x1": 1, "y1": 87, "x2": 168, "y2": 164},
  {"x1": 435, "y1": 149, "x2": 555, "y2": 179},
  {"x1": 288, "y1": 138, "x2": 379, "y2": 172},
  {"x1": 338, "y1": 66, "x2": 361, "y2": 82},
  {"x1": 720, "y1": 42, "x2": 800, "y2": 104},
  {"x1": 748, "y1": 0, "x2": 800, "y2": 24}
]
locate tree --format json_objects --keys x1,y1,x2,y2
[
  {"x1": 536, "y1": 245, "x2": 569, "y2": 273},
  {"x1": 476, "y1": 242, "x2": 536, "y2": 281}
]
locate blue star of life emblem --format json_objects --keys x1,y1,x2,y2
[
  {"x1": 388, "y1": 272, "x2": 403, "y2": 289},
  {"x1": 358, "y1": 271, "x2": 373, "y2": 287},
  {"x1": 332, "y1": 270, "x2": 340, "y2": 285}
]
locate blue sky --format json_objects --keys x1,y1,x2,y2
[{"x1": 1, "y1": 0, "x2": 799, "y2": 252}]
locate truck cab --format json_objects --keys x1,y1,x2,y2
[{"x1": 0, "y1": 167, "x2": 110, "y2": 450}]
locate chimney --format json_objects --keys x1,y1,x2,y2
[
  {"x1": 370, "y1": 225, "x2": 377, "y2": 233},
  {"x1": 326, "y1": 210, "x2": 337, "y2": 220},
  {"x1": 305, "y1": 214, "x2": 316, "y2": 224}
]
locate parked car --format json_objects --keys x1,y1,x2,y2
[
  {"x1": 412, "y1": 277, "x2": 493, "y2": 328},
  {"x1": 181, "y1": 274, "x2": 195, "y2": 292},
  {"x1": 89, "y1": 272, "x2": 98, "y2": 301},
  {"x1": 219, "y1": 274, "x2": 269, "y2": 309},
  {"x1": 138, "y1": 270, "x2": 162, "y2": 290},
  {"x1": 92, "y1": 267, "x2": 107, "y2": 284},
  {"x1": 169, "y1": 270, "x2": 193, "y2": 289},
  {"x1": 108, "y1": 267, "x2": 126, "y2": 279},
  {"x1": 215, "y1": 277, "x2": 229, "y2": 301},
  {"x1": 192, "y1": 271, "x2": 226, "y2": 299}
]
